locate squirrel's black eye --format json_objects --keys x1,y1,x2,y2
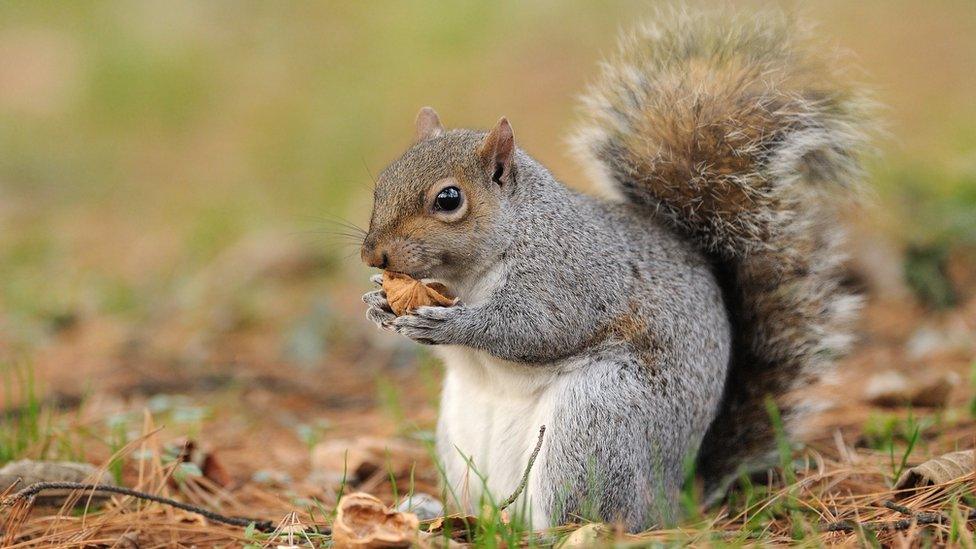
[{"x1": 434, "y1": 186, "x2": 462, "y2": 212}]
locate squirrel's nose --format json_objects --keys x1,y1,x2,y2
[{"x1": 362, "y1": 245, "x2": 389, "y2": 270}]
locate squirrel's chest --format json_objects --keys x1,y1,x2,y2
[{"x1": 434, "y1": 346, "x2": 564, "y2": 515}]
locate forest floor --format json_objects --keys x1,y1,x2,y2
[
  {"x1": 3, "y1": 2, "x2": 975, "y2": 546},
  {"x1": 1, "y1": 233, "x2": 974, "y2": 548}
]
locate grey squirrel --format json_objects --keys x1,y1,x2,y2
[{"x1": 359, "y1": 6, "x2": 869, "y2": 531}]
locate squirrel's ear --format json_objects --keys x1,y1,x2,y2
[
  {"x1": 478, "y1": 117, "x2": 515, "y2": 185},
  {"x1": 415, "y1": 107, "x2": 444, "y2": 141}
]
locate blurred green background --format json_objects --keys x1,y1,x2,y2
[{"x1": 1, "y1": 1, "x2": 974, "y2": 368}]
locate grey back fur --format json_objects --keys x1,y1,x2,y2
[{"x1": 571, "y1": 6, "x2": 870, "y2": 495}]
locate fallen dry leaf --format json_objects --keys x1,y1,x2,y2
[
  {"x1": 165, "y1": 439, "x2": 232, "y2": 488},
  {"x1": 311, "y1": 437, "x2": 427, "y2": 485},
  {"x1": 332, "y1": 492, "x2": 419, "y2": 548},
  {"x1": 417, "y1": 532, "x2": 464, "y2": 548},
  {"x1": 382, "y1": 271, "x2": 456, "y2": 316},
  {"x1": 115, "y1": 532, "x2": 140, "y2": 549},
  {"x1": 0, "y1": 459, "x2": 116, "y2": 505},
  {"x1": 864, "y1": 370, "x2": 957, "y2": 408},
  {"x1": 896, "y1": 449, "x2": 975, "y2": 490},
  {"x1": 556, "y1": 523, "x2": 612, "y2": 548},
  {"x1": 427, "y1": 514, "x2": 479, "y2": 542}
]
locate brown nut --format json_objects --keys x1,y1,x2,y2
[
  {"x1": 382, "y1": 271, "x2": 456, "y2": 316},
  {"x1": 332, "y1": 492, "x2": 419, "y2": 548}
]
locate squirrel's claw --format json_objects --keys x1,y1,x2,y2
[
  {"x1": 363, "y1": 289, "x2": 389, "y2": 308},
  {"x1": 367, "y1": 306, "x2": 396, "y2": 330},
  {"x1": 391, "y1": 305, "x2": 463, "y2": 345},
  {"x1": 363, "y1": 289, "x2": 395, "y2": 330},
  {"x1": 410, "y1": 305, "x2": 459, "y2": 320},
  {"x1": 363, "y1": 289, "x2": 461, "y2": 339},
  {"x1": 369, "y1": 273, "x2": 384, "y2": 287}
]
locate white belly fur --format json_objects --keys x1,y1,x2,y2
[
  {"x1": 435, "y1": 345, "x2": 580, "y2": 529},
  {"x1": 432, "y1": 261, "x2": 566, "y2": 528}
]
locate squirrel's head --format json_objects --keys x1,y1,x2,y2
[{"x1": 361, "y1": 107, "x2": 516, "y2": 283}]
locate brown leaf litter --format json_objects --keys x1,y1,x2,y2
[{"x1": 896, "y1": 449, "x2": 975, "y2": 490}]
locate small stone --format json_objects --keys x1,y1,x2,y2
[{"x1": 396, "y1": 492, "x2": 444, "y2": 522}]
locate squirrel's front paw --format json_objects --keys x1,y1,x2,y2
[
  {"x1": 391, "y1": 305, "x2": 462, "y2": 345},
  {"x1": 363, "y1": 289, "x2": 396, "y2": 331}
]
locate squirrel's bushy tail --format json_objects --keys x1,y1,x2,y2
[{"x1": 572, "y1": 7, "x2": 870, "y2": 497}]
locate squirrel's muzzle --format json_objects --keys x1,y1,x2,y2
[{"x1": 361, "y1": 241, "x2": 389, "y2": 270}]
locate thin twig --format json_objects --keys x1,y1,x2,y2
[
  {"x1": 883, "y1": 500, "x2": 956, "y2": 529},
  {"x1": 498, "y1": 426, "x2": 546, "y2": 511},
  {"x1": 883, "y1": 500, "x2": 915, "y2": 516},
  {"x1": 822, "y1": 501, "x2": 976, "y2": 533},
  {"x1": 0, "y1": 482, "x2": 276, "y2": 532}
]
